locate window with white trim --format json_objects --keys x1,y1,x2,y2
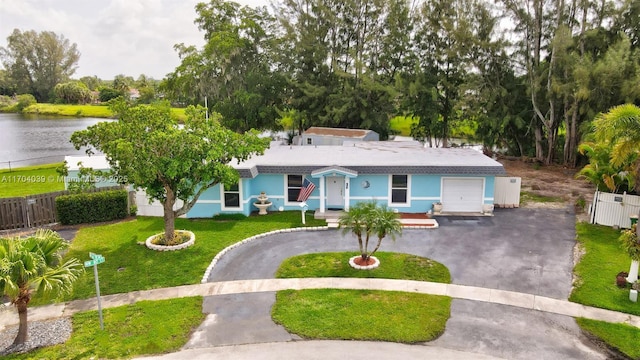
[
  {"x1": 287, "y1": 175, "x2": 303, "y2": 202},
  {"x1": 223, "y1": 182, "x2": 240, "y2": 208},
  {"x1": 306, "y1": 138, "x2": 312, "y2": 145},
  {"x1": 391, "y1": 175, "x2": 408, "y2": 204}
]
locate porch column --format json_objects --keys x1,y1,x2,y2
[
  {"x1": 344, "y1": 177, "x2": 350, "y2": 211},
  {"x1": 319, "y1": 176, "x2": 326, "y2": 213}
]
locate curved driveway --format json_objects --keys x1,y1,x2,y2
[{"x1": 188, "y1": 208, "x2": 607, "y2": 359}]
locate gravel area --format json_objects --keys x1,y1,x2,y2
[{"x1": 0, "y1": 318, "x2": 72, "y2": 356}]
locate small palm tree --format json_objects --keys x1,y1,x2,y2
[
  {"x1": 369, "y1": 204, "x2": 403, "y2": 257},
  {"x1": 0, "y1": 229, "x2": 84, "y2": 346},
  {"x1": 338, "y1": 202, "x2": 402, "y2": 262}
]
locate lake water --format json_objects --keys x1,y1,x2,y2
[{"x1": 0, "y1": 113, "x2": 108, "y2": 169}]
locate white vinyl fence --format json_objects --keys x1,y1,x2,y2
[
  {"x1": 494, "y1": 177, "x2": 521, "y2": 208},
  {"x1": 590, "y1": 191, "x2": 640, "y2": 229},
  {"x1": 135, "y1": 189, "x2": 184, "y2": 217}
]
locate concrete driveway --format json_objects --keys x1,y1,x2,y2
[{"x1": 186, "y1": 208, "x2": 607, "y2": 359}]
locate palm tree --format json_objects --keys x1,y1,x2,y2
[
  {"x1": 0, "y1": 229, "x2": 84, "y2": 346},
  {"x1": 369, "y1": 205, "x2": 403, "y2": 257},
  {"x1": 593, "y1": 104, "x2": 640, "y2": 282},
  {"x1": 593, "y1": 104, "x2": 640, "y2": 181},
  {"x1": 338, "y1": 202, "x2": 402, "y2": 262}
]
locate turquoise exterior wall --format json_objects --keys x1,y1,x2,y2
[{"x1": 186, "y1": 173, "x2": 497, "y2": 218}]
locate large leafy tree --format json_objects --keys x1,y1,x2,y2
[
  {"x1": 70, "y1": 99, "x2": 270, "y2": 240},
  {"x1": 0, "y1": 229, "x2": 83, "y2": 346},
  {"x1": 163, "y1": 0, "x2": 284, "y2": 132},
  {"x1": 0, "y1": 29, "x2": 80, "y2": 102}
]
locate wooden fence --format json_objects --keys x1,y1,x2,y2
[
  {"x1": 0, "y1": 186, "x2": 125, "y2": 230},
  {"x1": 590, "y1": 191, "x2": 640, "y2": 229}
]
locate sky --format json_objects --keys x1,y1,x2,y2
[{"x1": 0, "y1": 0, "x2": 269, "y2": 80}]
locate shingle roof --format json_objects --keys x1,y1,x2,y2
[{"x1": 234, "y1": 141, "x2": 505, "y2": 177}]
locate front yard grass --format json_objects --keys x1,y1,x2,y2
[
  {"x1": 5, "y1": 297, "x2": 204, "y2": 360},
  {"x1": 272, "y1": 252, "x2": 451, "y2": 343},
  {"x1": 276, "y1": 252, "x2": 451, "y2": 282},
  {"x1": 0, "y1": 163, "x2": 64, "y2": 197},
  {"x1": 273, "y1": 289, "x2": 451, "y2": 343},
  {"x1": 571, "y1": 222, "x2": 640, "y2": 359},
  {"x1": 62, "y1": 213, "x2": 326, "y2": 301}
]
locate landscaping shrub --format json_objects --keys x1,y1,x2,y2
[{"x1": 56, "y1": 189, "x2": 128, "y2": 225}]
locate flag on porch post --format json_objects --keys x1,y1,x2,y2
[{"x1": 297, "y1": 177, "x2": 316, "y2": 202}]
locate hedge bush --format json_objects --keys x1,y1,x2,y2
[{"x1": 56, "y1": 189, "x2": 128, "y2": 225}]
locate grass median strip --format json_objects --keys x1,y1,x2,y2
[
  {"x1": 273, "y1": 289, "x2": 451, "y2": 343},
  {"x1": 273, "y1": 252, "x2": 451, "y2": 343}
]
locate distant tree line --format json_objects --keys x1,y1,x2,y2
[
  {"x1": 2, "y1": 1, "x2": 640, "y2": 168},
  {"x1": 158, "y1": 0, "x2": 640, "y2": 167},
  {"x1": 0, "y1": 30, "x2": 161, "y2": 106}
]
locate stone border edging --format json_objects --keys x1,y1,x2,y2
[
  {"x1": 200, "y1": 226, "x2": 330, "y2": 283},
  {"x1": 146, "y1": 230, "x2": 196, "y2": 251},
  {"x1": 349, "y1": 255, "x2": 380, "y2": 270}
]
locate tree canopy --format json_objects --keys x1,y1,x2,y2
[
  {"x1": 70, "y1": 98, "x2": 270, "y2": 240},
  {"x1": 0, "y1": 29, "x2": 80, "y2": 102},
  {"x1": 158, "y1": 0, "x2": 640, "y2": 165}
]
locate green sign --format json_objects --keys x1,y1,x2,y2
[{"x1": 84, "y1": 253, "x2": 105, "y2": 267}]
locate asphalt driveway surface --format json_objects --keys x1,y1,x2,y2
[{"x1": 188, "y1": 208, "x2": 607, "y2": 359}]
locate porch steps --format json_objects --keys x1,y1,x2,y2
[{"x1": 325, "y1": 218, "x2": 439, "y2": 229}]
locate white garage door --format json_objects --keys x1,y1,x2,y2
[{"x1": 442, "y1": 178, "x2": 484, "y2": 212}]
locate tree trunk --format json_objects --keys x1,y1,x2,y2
[
  {"x1": 13, "y1": 293, "x2": 30, "y2": 345},
  {"x1": 163, "y1": 186, "x2": 176, "y2": 242}
]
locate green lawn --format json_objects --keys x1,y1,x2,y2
[
  {"x1": 59, "y1": 213, "x2": 326, "y2": 301},
  {"x1": 5, "y1": 297, "x2": 204, "y2": 360},
  {"x1": 17, "y1": 103, "x2": 187, "y2": 121},
  {"x1": 23, "y1": 103, "x2": 114, "y2": 118},
  {"x1": 0, "y1": 163, "x2": 65, "y2": 197},
  {"x1": 276, "y1": 252, "x2": 451, "y2": 282},
  {"x1": 389, "y1": 116, "x2": 416, "y2": 136},
  {"x1": 570, "y1": 223, "x2": 639, "y2": 315},
  {"x1": 571, "y1": 222, "x2": 640, "y2": 359},
  {"x1": 272, "y1": 252, "x2": 451, "y2": 343},
  {"x1": 272, "y1": 289, "x2": 451, "y2": 343}
]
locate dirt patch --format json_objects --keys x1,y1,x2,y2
[{"x1": 498, "y1": 157, "x2": 595, "y2": 221}]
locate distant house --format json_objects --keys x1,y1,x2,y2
[
  {"x1": 301, "y1": 127, "x2": 379, "y2": 146},
  {"x1": 128, "y1": 88, "x2": 140, "y2": 100}
]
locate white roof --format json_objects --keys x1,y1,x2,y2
[
  {"x1": 64, "y1": 155, "x2": 110, "y2": 171},
  {"x1": 237, "y1": 141, "x2": 501, "y2": 168}
]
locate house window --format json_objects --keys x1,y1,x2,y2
[
  {"x1": 223, "y1": 182, "x2": 240, "y2": 208},
  {"x1": 307, "y1": 138, "x2": 312, "y2": 145},
  {"x1": 287, "y1": 175, "x2": 303, "y2": 202},
  {"x1": 391, "y1": 175, "x2": 408, "y2": 204}
]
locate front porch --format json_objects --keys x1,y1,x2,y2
[{"x1": 314, "y1": 209, "x2": 440, "y2": 229}]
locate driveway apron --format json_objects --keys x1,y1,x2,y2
[{"x1": 187, "y1": 208, "x2": 607, "y2": 359}]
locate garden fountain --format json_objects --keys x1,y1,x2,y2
[{"x1": 254, "y1": 192, "x2": 272, "y2": 215}]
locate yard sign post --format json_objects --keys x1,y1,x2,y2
[
  {"x1": 299, "y1": 202, "x2": 308, "y2": 225},
  {"x1": 84, "y1": 252, "x2": 106, "y2": 330}
]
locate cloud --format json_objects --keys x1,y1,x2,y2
[{"x1": 0, "y1": 0, "x2": 268, "y2": 80}]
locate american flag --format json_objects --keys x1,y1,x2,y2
[{"x1": 297, "y1": 177, "x2": 316, "y2": 202}]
